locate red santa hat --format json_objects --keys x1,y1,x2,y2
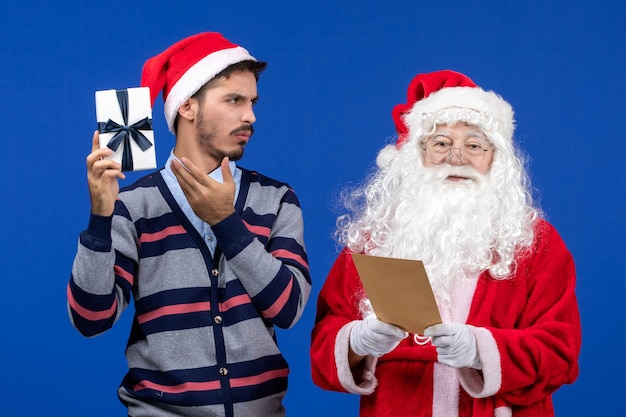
[
  {"x1": 391, "y1": 70, "x2": 515, "y2": 149},
  {"x1": 141, "y1": 32, "x2": 259, "y2": 133}
]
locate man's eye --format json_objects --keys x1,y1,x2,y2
[
  {"x1": 228, "y1": 97, "x2": 240, "y2": 104},
  {"x1": 466, "y1": 143, "x2": 482, "y2": 150}
]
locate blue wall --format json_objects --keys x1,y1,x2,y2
[{"x1": 1, "y1": 1, "x2": 622, "y2": 415}]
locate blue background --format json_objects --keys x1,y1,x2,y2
[{"x1": 1, "y1": 1, "x2": 623, "y2": 415}]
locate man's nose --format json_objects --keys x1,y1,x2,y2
[{"x1": 241, "y1": 103, "x2": 256, "y2": 124}]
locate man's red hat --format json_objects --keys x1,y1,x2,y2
[{"x1": 141, "y1": 32, "x2": 258, "y2": 133}]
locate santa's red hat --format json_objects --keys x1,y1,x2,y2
[
  {"x1": 141, "y1": 32, "x2": 259, "y2": 133},
  {"x1": 391, "y1": 70, "x2": 514, "y2": 149}
]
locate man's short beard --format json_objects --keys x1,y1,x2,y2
[
  {"x1": 196, "y1": 109, "x2": 250, "y2": 162},
  {"x1": 215, "y1": 147, "x2": 245, "y2": 162},
  {"x1": 219, "y1": 124, "x2": 254, "y2": 162}
]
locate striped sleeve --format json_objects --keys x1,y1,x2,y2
[
  {"x1": 212, "y1": 181, "x2": 311, "y2": 330},
  {"x1": 67, "y1": 205, "x2": 136, "y2": 337}
]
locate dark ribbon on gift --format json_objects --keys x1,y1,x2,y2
[{"x1": 98, "y1": 89, "x2": 153, "y2": 171}]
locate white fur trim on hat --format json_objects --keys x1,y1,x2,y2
[
  {"x1": 403, "y1": 86, "x2": 515, "y2": 149},
  {"x1": 164, "y1": 46, "x2": 255, "y2": 133}
]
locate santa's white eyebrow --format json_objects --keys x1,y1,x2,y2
[
  {"x1": 431, "y1": 129, "x2": 452, "y2": 137},
  {"x1": 430, "y1": 129, "x2": 488, "y2": 142},
  {"x1": 464, "y1": 130, "x2": 487, "y2": 140}
]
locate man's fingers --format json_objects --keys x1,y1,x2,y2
[
  {"x1": 178, "y1": 157, "x2": 204, "y2": 178},
  {"x1": 220, "y1": 157, "x2": 234, "y2": 184},
  {"x1": 177, "y1": 157, "x2": 212, "y2": 188},
  {"x1": 171, "y1": 159, "x2": 200, "y2": 189},
  {"x1": 91, "y1": 130, "x2": 100, "y2": 152},
  {"x1": 91, "y1": 156, "x2": 121, "y2": 173},
  {"x1": 87, "y1": 135, "x2": 114, "y2": 169}
]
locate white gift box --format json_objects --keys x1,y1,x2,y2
[{"x1": 95, "y1": 87, "x2": 156, "y2": 172}]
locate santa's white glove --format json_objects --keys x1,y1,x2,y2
[
  {"x1": 350, "y1": 314, "x2": 408, "y2": 358},
  {"x1": 424, "y1": 323, "x2": 482, "y2": 369}
]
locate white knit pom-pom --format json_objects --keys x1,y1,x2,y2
[{"x1": 376, "y1": 144, "x2": 399, "y2": 170}]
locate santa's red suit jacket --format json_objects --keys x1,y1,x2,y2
[{"x1": 310, "y1": 219, "x2": 581, "y2": 417}]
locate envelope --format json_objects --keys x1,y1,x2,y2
[{"x1": 351, "y1": 253, "x2": 442, "y2": 334}]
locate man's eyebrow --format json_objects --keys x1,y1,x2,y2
[{"x1": 224, "y1": 92, "x2": 259, "y2": 103}]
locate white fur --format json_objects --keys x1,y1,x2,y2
[
  {"x1": 403, "y1": 86, "x2": 515, "y2": 149},
  {"x1": 433, "y1": 363, "x2": 459, "y2": 417},
  {"x1": 335, "y1": 321, "x2": 378, "y2": 394},
  {"x1": 457, "y1": 326, "x2": 502, "y2": 397}
]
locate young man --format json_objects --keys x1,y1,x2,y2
[
  {"x1": 310, "y1": 70, "x2": 580, "y2": 416},
  {"x1": 68, "y1": 32, "x2": 311, "y2": 417}
]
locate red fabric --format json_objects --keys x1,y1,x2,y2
[
  {"x1": 140, "y1": 32, "x2": 238, "y2": 106},
  {"x1": 391, "y1": 70, "x2": 476, "y2": 146},
  {"x1": 310, "y1": 220, "x2": 581, "y2": 417}
]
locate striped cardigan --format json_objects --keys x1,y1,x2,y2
[{"x1": 67, "y1": 167, "x2": 311, "y2": 417}]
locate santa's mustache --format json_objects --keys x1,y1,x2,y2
[
  {"x1": 428, "y1": 164, "x2": 484, "y2": 183},
  {"x1": 230, "y1": 124, "x2": 254, "y2": 137}
]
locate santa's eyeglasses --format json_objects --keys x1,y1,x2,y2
[{"x1": 421, "y1": 137, "x2": 493, "y2": 165}]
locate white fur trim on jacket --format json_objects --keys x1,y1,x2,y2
[
  {"x1": 457, "y1": 325, "x2": 502, "y2": 397},
  {"x1": 335, "y1": 321, "x2": 379, "y2": 394}
]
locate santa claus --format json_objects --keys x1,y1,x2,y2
[{"x1": 310, "y1": 70, "x2": 581, "y2": 417}]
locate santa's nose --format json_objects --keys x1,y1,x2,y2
[{"x1": 447, "y1": 148, "x2": 465, "y2": 165}]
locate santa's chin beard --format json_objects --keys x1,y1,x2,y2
[{"x1": 373, "y1": 164, "x2": 496, "y2": 297}]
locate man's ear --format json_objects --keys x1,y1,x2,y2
[{"x1": 178, "y1": 98, "x2": 197, "y2": 122}]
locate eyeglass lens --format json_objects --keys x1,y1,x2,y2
[{"x1": 425, "y1": 139, "x2": 489, "y2": 165}]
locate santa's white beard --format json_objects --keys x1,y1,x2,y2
[{"x1": 366, "y1": 165, "x2": 497, "y2": 298}]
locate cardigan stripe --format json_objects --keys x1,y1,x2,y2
[
  {"x1": 139, "y1": 224, "x2": 186, "y2": 243},
  {"x1": 66, "y1": 285, "x2": 116, "y2": 321},
  {"x1": 243, "y1": 220, "x2": 270, "y2": 237}
]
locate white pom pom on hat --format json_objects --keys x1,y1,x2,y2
[{"x1": 140, "y1": 32, "x2": 259, "y2": 134}]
